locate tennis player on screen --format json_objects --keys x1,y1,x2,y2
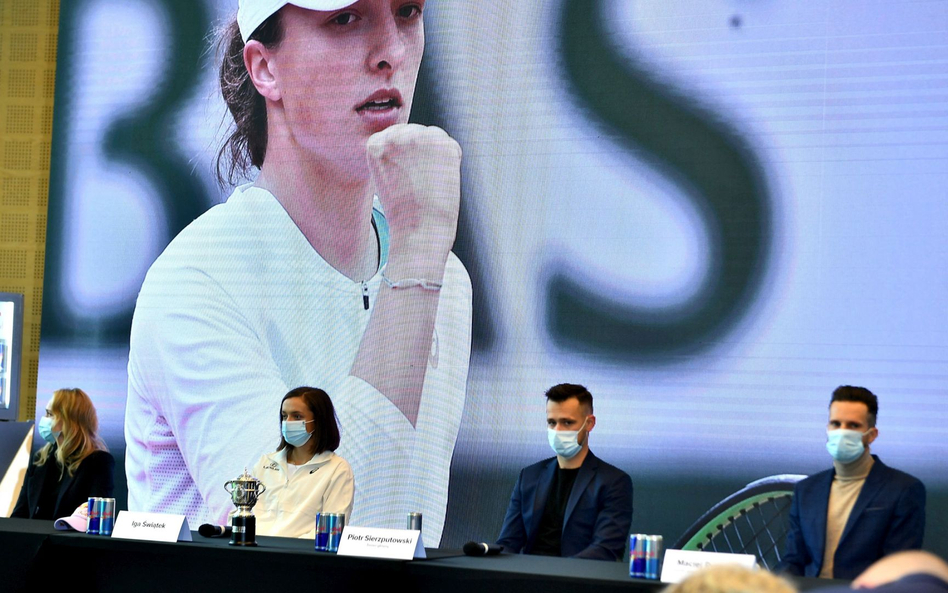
[{"x1": 125, "y1": 0, "x2": 471, "y2": 545}]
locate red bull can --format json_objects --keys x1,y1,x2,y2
[
  {"x1": 645, "y1": 535, "x2": 663, "y2": 579},
  {"x1": 629, "y1": 533, "x2": 646, "y2": 578},
  {"x1": 86, "y1": 497, "x2": 101, "y2": 535},
  {"x1": 326, "y1": 513, "x2": 345, "y2": 553},
  {"x1": 98, "y1": 498, "x2": 116, "y2": 536},
  {"x1": 314, "y1": 513, "x2": 330, "y2": 551}
]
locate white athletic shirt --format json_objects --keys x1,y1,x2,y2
[{"x1": 125, "y1": 184, "x2": 472, "y2": 545}]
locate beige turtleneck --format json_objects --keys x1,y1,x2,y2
[{"x1": 819, "y1": 451, "x2": 874, "y2": 578}]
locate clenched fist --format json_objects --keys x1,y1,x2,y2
[{"x1": 366, "y1": 123, "x2": 461, "y2": 277}]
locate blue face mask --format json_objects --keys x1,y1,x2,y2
[
  {"x1": 826, "y1": 429, "x2": 868, "y2": 464},
  {"x1": 282, "y1": 420, "x2": 314, "y2": 448},
  {"x1": 547, "y1": 417, "x2": 588, "y2": 459},
  {"x1": 38, "y1": 416, "x2": 60, "y2": 445}
]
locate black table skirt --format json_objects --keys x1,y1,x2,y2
[{"x1": 0, "y1": 518, "x2": 840, "y2": 593}]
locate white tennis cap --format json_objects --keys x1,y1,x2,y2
[{"x1": 238, "y1": 0, "x2": 359, "y2": 43}]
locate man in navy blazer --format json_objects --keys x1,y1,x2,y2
[
  {"x1": 496, "y1": 384, "x2": 633, "y2": 561},
  {"x1": 783, "y1": 386, "x2": 925, "y2": 580}
]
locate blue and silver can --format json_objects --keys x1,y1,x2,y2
[
  {"x1": 86, "y1": 497, "x2": 101, "y2": 535},
  {"x1": 98, "y1": 498, "x2": 116, "y2": 536},
  {"x1": 326, "y1": 513, "x2": 345, "y2": 553},
  {"x1": 645, "y1": 535, "x2": 663, "y2": 579},
  {"x1": 314, "y1": 513, "x2": 330, "y2": 551},
  {"x1": 629, "y1": 533, "x2": 647, "y2": 578}
]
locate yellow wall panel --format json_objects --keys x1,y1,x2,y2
[{"x1": 0, "y1": 0, "x2": 58, "y2": 421}]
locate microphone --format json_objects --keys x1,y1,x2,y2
[
  {"x1": 463, "y1": 541, "x2": 504, "y2": 557},
  {"x1": 198, "y1": 523, "x2": 232, "y2": 538}
]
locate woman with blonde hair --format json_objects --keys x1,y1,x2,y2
[{"x1": 12, "y1": 388, "x2": 114, "y2": 519}]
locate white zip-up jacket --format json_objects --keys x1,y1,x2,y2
[{"x1": 251, "y1": 448, "x2": 354, "y2": 539}]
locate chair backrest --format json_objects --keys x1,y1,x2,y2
[{"x1": 673, "y1": 474, "x2": 806, "y2": 571}]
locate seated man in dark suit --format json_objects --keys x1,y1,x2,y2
[
  {"x1": 783, "y1": 386, "x2": 926, "y2": 580},
  {"x1": 496, "y1": 384, "x2": 633, "y2": 561}
]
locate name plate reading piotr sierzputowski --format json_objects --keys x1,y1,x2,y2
[{"x1": 336, "y1": 526, "x2": 425, "y2": 560}]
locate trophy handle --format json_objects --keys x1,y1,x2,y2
[
  {"x1": 256, "y1": 482, "x2": 266, "y2": 495},
  {"x1": 224, "y1": 482, "x2": 234, "y2": 494}
]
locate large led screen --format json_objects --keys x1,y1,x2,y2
[{"x1": 39, "y1": 0, "x2": 948, "y2": 552}]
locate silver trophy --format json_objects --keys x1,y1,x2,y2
[{"x1": 224, "y1": 468, "x2": 266, "y2": 546}]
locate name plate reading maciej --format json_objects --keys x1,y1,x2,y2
[
  {"x1": 660, "y1": 549, "x2": 756, "y2": 583},
  {"x1": 336, "y1": 526, "x2": 425, "y2": 560},
  {"x1": 111, "y1": 511, "x2": 192, "y2": 543}
]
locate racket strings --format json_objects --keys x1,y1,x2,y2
[{"x1": 697, "y1": 494, "x2": 793, "y2": 570}]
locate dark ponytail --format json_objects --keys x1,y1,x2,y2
[{"x1": 215, "y1": 13, "x2": 284, "y2": 188}]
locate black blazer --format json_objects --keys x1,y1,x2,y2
[
  {"x1": 496, "y1": 451, "x2": 633, "y2": 560},
  {"x1": 11, "y1": 447, "x2": 115, "y2": 519}
]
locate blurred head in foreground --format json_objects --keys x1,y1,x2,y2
[
  {"x1": 852, "y1": 550, "x2": 948, "y2": 589},
  {"x1": 662, "y1": 564, "x2": 797, "y2": 593}
]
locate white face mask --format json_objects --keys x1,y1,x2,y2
[
  {"x1": 826, "y1": 428, "x2": 869, "y2": 464},
  {"x1": 547, "y1": 417, "x2": 588, "y2": 459}
]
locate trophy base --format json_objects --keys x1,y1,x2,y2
[{"x1": 229, "y1": 514, "x2": 257, "y2": 547}]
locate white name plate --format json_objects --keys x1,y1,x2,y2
[
  {"x1": 111, "y1": 511, "x2": 192, "y2": 543},
  {"x1": 336, "y1": 526, "x2": 425, "y2": 560},
  {"x1": 660, "y1": 549, "x2": 756, "y2": 583}
]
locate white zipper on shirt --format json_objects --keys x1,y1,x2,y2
[{"x1": 361, "y1": 281, "x2": 369, "y2": 310}]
